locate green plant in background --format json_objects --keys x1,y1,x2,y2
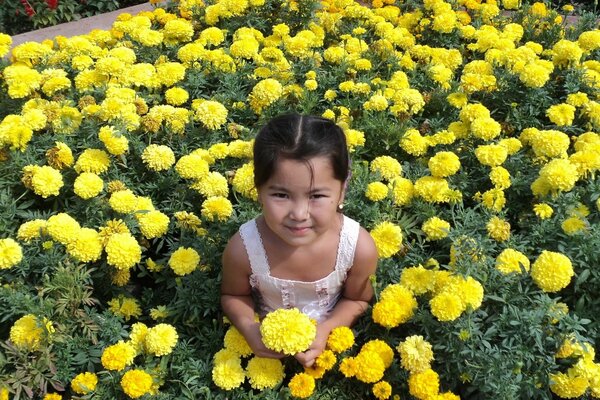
[
  {"x1": 0, "y1": 0, "x2": 599, "y2": 398},
  {"x1": 0, "y1": 0, "x2": 147, "y2": 35}
]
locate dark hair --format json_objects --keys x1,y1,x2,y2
[{"x1": 253, "y1": 114, "x2": 349, "y2": 189}]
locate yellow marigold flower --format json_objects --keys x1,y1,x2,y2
[
  {"x1": 475, "y1": 144, "x2": 508, "y2": 167},
  {"x1": 459, "y1": 103, "x2": 490, "y2": 123},
  {"x1": 375, "y1": 284, "x2": 417, "y2": 325},
  {"x1": 470, "y1": 116, "x2": 502, "y2": 141},
  {"x1": 533, "y1": 203, "x2": 553, "y2": 219},
  {"x1": 224, "y1": 325, "x2": 252, "y2": 357},
  {"x1": 129, "y1": 322, "x2": 148, "y2": 354},
  {"x1": 304, "y1": 79, "x2": 318, "y2": 91},
  {"x1": 28, "y1": 165, "x2": 63, "y2": 198},
  {"x1": 108, "y1": 295, "x2": 142, "y2": 321},
  {"x1": 46, "y1": 141, "x2": 74, "y2": 169},
  {"x1": 398, "y1": 335, "x2": 434, "y2": 373},
  {"x1": 232, "y1": 162, "x2": 257, "y2": 200},
  {"x1": 74, "y1": 149, "x2": 110, "y2": 174},
  {"x1": 496, "y1": 248, "x2": 530, "y2": 274},
  {"x1": 414, "y1": 176, "x2": 454, "y2": 203},
  {"x1": 71, "y1": 372, "x2": 98, "y2": 395},
  {"x1": 447, "y1": 92, "x2": 468, "y2": 108},
  {"x1": 362, "y1": 339, "x2": 394, "y2": 369},
  {"x1": 408, "y1": 368, "x2": 440, "y2": 399},
  {"x1": 109, "y1": 189, "x2": 138, "y2": 213},
  {"x1": 10, "y1": 314, "x2": 43, "y2": 351},
  {"x1": 400, "y1": 265, "x2": 435, "y2": 295},
  {"x1": 121, "y1": 369, "x2": 153, "y2": 399},
  {"x1": 344, "y1": 128, "x2": 366, "y2": 152},
  {"x1": 566, "y1": 92, "x2": 590, "y2": 107},
  {"x1": 0, "y1": 33, "x2": 11, "y2": 58},
  {"x1": 137, "y1": 210, "x2": 170, "y2": 239},
  {"x1": 552, "y1": 39, "x2": 582, "y2": 68},
  {"x1": 430, "y1": 292, "x2": 465, "y2": 322},
  {"x1": 46, "y1": 213, "x2": 80, "y2": 245},
  {"x1": 105, "y1": 233, "x2": 141, "y2": 270},
  {"x1": 191, "y1": 171, "x2": 229, "y2": 198},
  {"x1": 74, "y1": 173, "x2": 104, "y2": 199},
  {"x1": 354, "y1": 350, "x2": 386, "y2": 383},
  {"x1": 0, "y1": 238, "x2": 23, "y2": 269},
  {"x1": 372, "y1": 380, "x2": 392, "y2": 400},
  {"x1": 214, "y1": 348, "x2": 240, "y2": 364},
  {"x1": 578, "y1": 30, "x2": 600, "y2": 52},
  {"x1": 327, "y1": 326, "x2": 355, "y2": 353},
  {"x1": 370, "y1": 221, "x2": 403, "y2": 259},
  {"x1": 486, "y1": 216, "x2": 511, "y2": 242},
  {"x1": 149, "y1": 305, "x2": 169, "y2": 320},
  {"x1": 365, "y1": 182, "x2": 389, "y2": 201},
  {"x1": 314, "y1": 349, "x2": 336, "y2": 371},
  {"x1": 246, "y1": 357, "x2": 285, "y2": 390},
  {"x1": 422, "y1": 216, "x2": 450, "y2": 241},
  {"x1": 364, "y1": 93, "x2": 389, "y2": 111},
  {"x1": 142, "y1": 144, "x2": 176, "y2": 172},
  {"x1": 101, "y1": 340, "x2": 136, "y2": 371},
  {"x1": 288, "y1": 372, "x2": 315, "y2": 398},
  {"x1": 145, "y1": 323, "x2": 178, "y2": 356},
  {"x1": 546, "y1": 103, "x2": 576, "y2": 126},
  {"x1": 480, "y1": 188, "x2": 506, "y2": 212},
  {"x1": 43, "y1": 393, "x2": 61, "y2": 400},
  {"x1": 98, "y1": 126, "x2": 129, "y2": 156},
  {"x1": 562, "y1": 216, "x2": 587, "y2": 235},
  {"x1": 248, "y1": 78, "x2": 283, "y2": 114},
  {"x1": 168, "y1": 247, "x2": 200, "y2": 276},
  {"x1": 428, "y1": 151, "x2": 460, "y2": 178},
  {"x1": 193, "y1": 100, "x2": 228, "y2": 130},
  {"x1": 538, "y1": 159, "x2": 579, "y2": 193},
  {"x1": 502, "y1": 0, "x2": 521, "y2": 10},
  {"x1": 519, "y1": 61, "x2": 553, "y2": 88},
  {"x1": 260, "y1": 308, "x2": 316, "y2": 355},
  {"x1": 66, "y1": 227, "x2": 103, "y2": 263},
  {"x1": 531, "y1": 250, "x2": 573, "y2": 292},
  {"x1": 175, "y1": 154, "x2": 210, "y2": 180},
  {"x1": 17, "y1": 219, "x2": 47, "y2": 242},
  {"x1": 490, "y1": 166, "x2": 511, "y2": 189},
  {"x1": 549, "y1": 371, "x2": 588, "y2": 398},
  {"x1": 390, "y1": 177, "x2": 414, "y2": 206},
  {"x1": 212, "y1": 358, "x2": 246, "y2": 390},
  {"x1": 201, "y1": 196, "x2": 233, "y2": 222}
]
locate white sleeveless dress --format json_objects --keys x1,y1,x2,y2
[{"x1": 239, "y1": 215, "x2": 360, "y2": 323}]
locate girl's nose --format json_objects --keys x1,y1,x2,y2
[{"x1": 289, "y1": 199, "x2": 309, "y2": 220}]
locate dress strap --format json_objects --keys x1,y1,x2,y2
[
  {"x1": 335, "y1": 215, "x2": 360, "y2": 273},
  {"x1": 239, "y1": 219, "x2": 270, "y2": 276}
]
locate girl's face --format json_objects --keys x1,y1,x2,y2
[{"x1": 257, "y1": 156, "x2": 345, "y2": 248}]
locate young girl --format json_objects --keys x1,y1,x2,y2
[{"x1": 221, "y1": 114, "x2": 378, "y2": 368}]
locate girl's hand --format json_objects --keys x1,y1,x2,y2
[
  {"x1": 294, "y1": 324, "x2": 331, "y2": 368},
  {"x1": 244, "y1": 322, "x2": 286, "y2": 359}
]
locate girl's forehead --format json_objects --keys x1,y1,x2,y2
[{"x1": 269, "y1": 156, "x2": 337, "y2": 184}]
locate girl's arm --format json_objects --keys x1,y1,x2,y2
[
  {"x1": 295, "y1": 227, "x2": 379, "y2": 367},
  {"x1": 220, "y1": 232, "x2": 284, "y2": 359}
]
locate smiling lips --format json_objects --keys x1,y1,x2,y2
[{"x1": 287, "y1": 226, "x2": 311, "y2": 234}]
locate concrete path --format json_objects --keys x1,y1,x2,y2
[{"x1": 9, "y1": 3, "x2": 154, "y2": 51}]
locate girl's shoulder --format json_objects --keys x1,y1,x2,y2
[
  {"x1": 352, "y1": 224, "x2": 378, "y2": 270},
  {"x1": 222, "y1": 230, "x2": 251, "y2": 273}
]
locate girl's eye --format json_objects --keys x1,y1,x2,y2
[
  {"x1": 272, "y1": 193, "x2": 288, "y2": 198},
  {"x1": 311, "y1": 194, "x2": 326, "y2": 199}
]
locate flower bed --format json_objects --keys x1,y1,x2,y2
[{"x1": 0, "y1": 0, "x2": 599, "y2": 399}]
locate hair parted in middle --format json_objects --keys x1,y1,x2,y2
[{"x1": 253, "y1": 113, "x2": 350, "y2": 190}]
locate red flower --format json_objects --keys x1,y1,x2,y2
[
  {"x1": 19, "y1": 0, "x2": 35, "y2": 16},
  {"x1": 46, "y1": 0, "x2": 59, "y2": 9}
]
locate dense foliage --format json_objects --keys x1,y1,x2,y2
[{"x1": 0, "y1": 0, "x2": 599, "y2": 399}]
